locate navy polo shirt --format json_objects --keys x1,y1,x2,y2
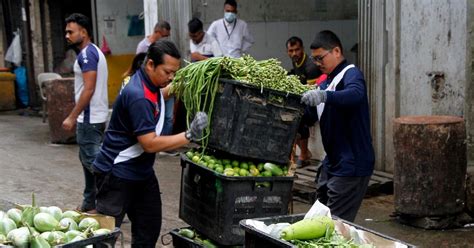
[
  {"x1": 93, "y1": 67, "x2": 162, "y2": 180},
  {"x1": 318, "y1": 60, "x2": 375, "y2": 177}
]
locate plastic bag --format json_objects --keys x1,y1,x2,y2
[
  {"x1": 5, "y1": 31, "x2": 22, "y2": 66},
  {"x1": 100, "y1": 35, "x2": 111, "y2": 55},
  {"x1": 14, "y1": 66, "x2": 29, "y2": 107}
]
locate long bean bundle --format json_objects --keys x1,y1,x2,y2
[
  {"x1": 171, "y1": 55, "x2": 311, "y2": 150},
  {"x1": 171, "y1": 57, "x2": 223, "y2": 149}
]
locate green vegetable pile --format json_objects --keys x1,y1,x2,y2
[
  {"x1": 177, "y1": 227, "x2": 217, "y2": 248},
  {"x1": 220, "y1": 55, "x2": 307, "y2": 95},
  {"x1": 0, "y1": 194, "x2": 112, "y2": 247},
  {"x1": 185, "y1": 149, "x2": 290, "y2": 178},
  {"x1": 171, "y1": 55, "x2": 310, "y2": 149}
]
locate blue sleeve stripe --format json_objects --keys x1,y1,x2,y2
[{"x1": 78, "y1": 45, "x2": 99, "y2": 72}]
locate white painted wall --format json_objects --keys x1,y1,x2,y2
[
  {"x1": 399, "y1": 0, "x2": 466, "y2": 116},
  {"x1": 190, "y1": 0, "x2": 358, "y2": 69},
  {"x1": 95, "y1": 0, "x2": 144, "y2": 55},
  {"x1": 144, "y1": 0, "x2": 158, "y2": 36}
]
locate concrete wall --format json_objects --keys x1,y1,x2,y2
[
  {"x1": 0, "y1": 1, "x2": 5, "y2": 68},
  {"x1": 365, "y1": 0, "x2": 469, "y2": 173},
  {"x1": 190, "y1": 0, "x2": 358, "y2": 69},
  {"x1": 95, "y1": 0, "x2": 143, "y2": 55},
  {"x1": 95, "y1": 0, "x2": 144, "y2": 104},
  {"x1": 467, "y1": 0, "x2": 474, "y2": 167},
  {"x1": 399, "y1": 0, "x2": 466, "y2": 116}
]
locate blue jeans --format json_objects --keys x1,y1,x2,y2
[
  {"x1": 162, "y1": 97, "x2": 175, "y2": 135},
  {"x1": 76, "y1": 122, "x2": 105, "y2": 211}
]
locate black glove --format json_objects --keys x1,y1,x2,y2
[{"x1": 185, "y1": 112, "x2": 208, "y2": 141}]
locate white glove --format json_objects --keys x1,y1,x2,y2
[
  {"x1": 301, "y1": 89, "x2": 327, "y2": 107},
  {"x1": 186, "y1": 112, "x2": 208, "y2": 141}
]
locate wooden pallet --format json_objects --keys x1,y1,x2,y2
[{"x1": 292, "y1": 160, "x2": 394, "y2": 203}]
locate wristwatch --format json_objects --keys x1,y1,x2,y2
[{"x1": 185, "y1": 130, "x2": 192, "y2": 141}]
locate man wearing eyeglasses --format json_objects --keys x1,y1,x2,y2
[{"x1": 301, "y1": 30, "x2": 375, "y2": 222}]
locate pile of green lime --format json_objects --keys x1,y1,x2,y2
[{"x1": 185, "y1": 149, "x2": 289, "y2": 177}]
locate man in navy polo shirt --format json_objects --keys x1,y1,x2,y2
[
  {"x1": 93, "y1": 40, "x2": 208, "y2": 247},
  {"x1": 301, "y1": 30, "x2": 375, "y2": 222}
]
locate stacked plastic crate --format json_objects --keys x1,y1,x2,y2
[{"x1": 173, "y1": 79, "x2": 305, "y2": 247}]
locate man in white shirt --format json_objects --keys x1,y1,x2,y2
[
  {"x1": 188, "y1": 17, "x2": 223, "y2": 62},
  {"x1": 207, "y1": 0, "x2": 254, "y2": 58},
  {"x1": 63, "y1": 13, "x2": 108, "y2": 213},
  {"x1": 136, "y1": 21, "x2": 170, "y2": 54}
]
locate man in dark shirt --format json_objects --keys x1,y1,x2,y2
[
  {"x1": 286, "y1": 36, "x2": 323, "y2": 167},
  {"x1": 93, "y1": 40, "x2": 208, "y2": 247},
  {"x1": 301, "y1": 30, "x2": 375, "y2": 222}
]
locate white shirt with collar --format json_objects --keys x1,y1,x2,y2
[
  {"x1": 189, "y1": 32, "x2": 223, "y2": 58},
  {"x1": 207, "y1": 18, "x2": 254, "y2": 58}
]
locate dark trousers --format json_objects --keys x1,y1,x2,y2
[
  {"x1": 95, "y1": 173, "x2": 162, "y2": 248},
  {"x1": 316, "y1": 166, "x2": 371, "y2": 222},
  {"x1": 76, "y1": 122, "x2": 105, "y2": 211}
]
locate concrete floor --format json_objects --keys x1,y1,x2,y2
[{"x1": 1, "y1": 111, "x2": 474, "y2": 247}]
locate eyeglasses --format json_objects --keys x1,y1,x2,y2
[{"x1": 311, "y1": 50, "x2": 332, "y2": 63}]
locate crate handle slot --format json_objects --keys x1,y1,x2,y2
[
  {"x1": 280, "y1": 112, "x2": 298, "y2": 122},
  {"x1": 255, "y1": 181, "x2": 273, "y2": 190},
  {"x1": 244, "y1": 95, "x2": 266, "y2": 105}
]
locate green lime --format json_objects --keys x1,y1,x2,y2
[
  {"x1": 192, "y1": 155, "x2": 200, "y2": 163},
  {"x1": 240, "y1": 162, "x2": 249, "y2": 170},
  {"x1": 249, "y1": 168, "x2": 260, "y2": 176},
  {"x1": 186, "y1": 151, "x2": 194, "y2": 159},
  {"x1": 257, "y1": 163, "x2": 264, "y2": 171},
  {"x1": 239, "y1": 168, "x2": 249, "y2": 176},
  {"x1": 207, "y1": 163, "x2": 216, "y2": 170},
  {"x1": 224, "y1": 164, "x2": 232, "y2": 169},
  {"x1": 233, "y1": 167, "x2": 240, "y2": 174},
  {"x1": 262, "y1": 170, "x2": 272, "y2": 177},
  {"x1": 224, "y1": 168, "x2": 234, "y2": 176},
  {"x1": 232, "y1": 160, "x2": 239, "y2": 167},
  {"x1": 215, "y1": 167, "x2": 224, "y2": 174}
]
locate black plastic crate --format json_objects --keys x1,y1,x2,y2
[
  {"x1": 170, "y1": 228, "x2": 204, "y2": 248},
  {"x1": 0, "y1": 228, "x2": 121, "y2": 248},
  {"x1": 179, "y1": 154, "x2": 294, "y2": 246},
  {"x1": 206, "y1": 79, "x2": 304, "y2": 165},
  {"x1": 239, "y1": 214, "x2": 416, "y2": 248},
  {"x1": 169, "y1": 227, "x2": 242, "y2": 248}
]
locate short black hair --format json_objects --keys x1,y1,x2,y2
[
  {"x1": 188, "y1": 18, "x2": 203, "y2": 34},
  {"x1": 65, "y1": 13, "x2": 92, "y2": 37},
  {"x1": 286, "y1": 36, "x2": 303, "y2": 48},
  {"x1": 154, "y1": 20, "x2": 171, "y2": 31},
  {"x1": 310, "y1": 30, "x2": 343, "y2": 52},
  {"x1": 146, "y1": 40, "x2": 181, "y2": 68},
  {"x1": 224, "y1": 0, "x2": 237, "y2": 8}
]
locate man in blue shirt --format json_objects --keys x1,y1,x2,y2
[
  {"x1": 93, "y1": 40, "x2": 208, "y2": 247},
  {"x1": 301, "y1": 30, "x2": 375, "y2": 222}
]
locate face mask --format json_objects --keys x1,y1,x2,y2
[{"x1": 224, "y1": 12, "x2": 236, "y2": 23}]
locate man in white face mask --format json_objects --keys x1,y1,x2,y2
[{"x1": 207, "y1": 0, "x2": 254, "y2": 58}]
